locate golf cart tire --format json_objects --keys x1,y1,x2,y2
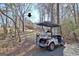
[{"x1": 48, "y1": 42, "x2": 55, "y2": 51}]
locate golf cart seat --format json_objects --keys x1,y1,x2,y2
[{"x1": 52, "y1": 35, "x2": 62, "y2": 43}]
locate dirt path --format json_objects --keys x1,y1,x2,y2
[
  {"x1": 28, "y1": 43, "x2": 79, "y2": 56},
  {"x1": 64, "y1": 43, "x2": 79, "y2": 56},
  {"x1": 4, "y1": 30, "x2": 37, "y2": 56},
  {"x1": 1, "y1": 30, "x2": 79, "y2": 56}
]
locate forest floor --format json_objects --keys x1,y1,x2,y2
[
  {"x1": 0, "y1": 30, "x2": 79, "y2": 56},
  {"x1": 0, "y1": 29, "x2": 37, "y2": 56}
]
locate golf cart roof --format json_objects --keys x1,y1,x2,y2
[{"x1": 37, "y1": 21, "x2": 60, "y2": 27}]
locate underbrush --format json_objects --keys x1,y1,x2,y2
[{"x1": 61, "y1": 20, "x2": 79, "y2": 44}]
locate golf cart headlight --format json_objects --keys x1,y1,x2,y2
[{"x1": 36, "y1": 33, "x2": 40, "y2": 37}]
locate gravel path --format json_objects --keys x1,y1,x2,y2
[
  {"x1": 64, "y1": 43, "x2": 79, "y2": 56},
  {"x1": 31, "y1": 46, "x2": 65, "y2": 56},
  {"x1": 29, "y1": 43, "x2": 79, "y2": 56}
]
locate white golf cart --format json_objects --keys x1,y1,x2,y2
[{"x1": 36, "y1": 21, "x2": 65, "y2": 51}]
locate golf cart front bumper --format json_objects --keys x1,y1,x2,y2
[
  {"x1": 36, "y1": 37, "x2": 50, "y2": 47},
  {"x1": 39, "y1": 43, "x2": 48, "y2": 47}
]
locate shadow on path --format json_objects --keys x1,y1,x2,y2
[{"x1": 31, "y1": 46, "x2": 65, "y2": 56}]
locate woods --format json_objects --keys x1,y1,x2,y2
[{"x1": 0, "y1": 3, "x2": 79, "y2": 55}]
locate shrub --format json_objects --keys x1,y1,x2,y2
[{"x1": 61, "y1": 20, "x2": 79, "y2": 43}]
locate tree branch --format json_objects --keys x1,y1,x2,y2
[{"x1": 0, "y1": 9, "x2": 15, "y2": 25}]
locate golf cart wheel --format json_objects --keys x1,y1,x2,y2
[{"x1": 48, "y1": 42, "x2": 55, "y2": 51}]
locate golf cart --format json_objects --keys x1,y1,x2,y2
[{"x1": 36, "y1": 21, "x2": 65, "y2": 51}]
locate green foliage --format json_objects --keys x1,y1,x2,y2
[
  {"x1": 62, "y1": 20, "x2": 79, "y2": 43},
  {"x1": 62, "y1": 20, "x2": 78, "y2": 32},
  {"x1": 74, "y1": 29, "x2": 79, "y2": 36}
]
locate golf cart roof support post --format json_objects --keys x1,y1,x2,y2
[
  {"x1": 42, "y1": 26, "x2": 44, "y2": 31},
  {"x1": 60, "y1": 26, "x2": 62, "y2": 36},
  {"x1": 50, "y1": 27, "x2": 52, "y2": 38}
]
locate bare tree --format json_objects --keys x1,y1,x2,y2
[
  {"x1": 18, "y1": 4, "x2": 32, "y2": 32},
  {"x1": 73, "y1": 4, "x2": 77, "y2": 24},
  {"x1": 76, "y1": 4, "x2": 79, "y2": 24},
  {"x1": 0, "y1": 6, "x2": 21, "y2": 42},
  {"x1": 57, "y1": 3, "x2": 60, "y2": 24}
]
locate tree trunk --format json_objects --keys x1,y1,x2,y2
[
  {"x1": 57, "y1": 3, "x2": 62, "y2": 35},
  {"x1": 0, "y1": 9, "x2": 21, "y2": 42},
  {"x1": 73, "y1": 32, "x2": 79, "y2": 43},
  {"x1": 76, "y1": 4, "x2": 79, "y2": 24},
  {"x1": 5, "y1": 4, "x2": 8, "y2": 34},
  {"x1": 50, "y1": 3, "x2": 54, "y2": 36},
  {"x1": 73, "y1": 4, "x2": 77, "y2": 24},
  {"x1": 50, "y1": 3, "x2": 54, "y2": 23},
  {"x1": 22, "y1": 15, "x2": 25, "y2": 32},
  {"x1": 0, "y1": 15, "x2": 6, "y2": 39},
  {"x1": 57, "y1": 3, "x2": 60, "y2": 24}
]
